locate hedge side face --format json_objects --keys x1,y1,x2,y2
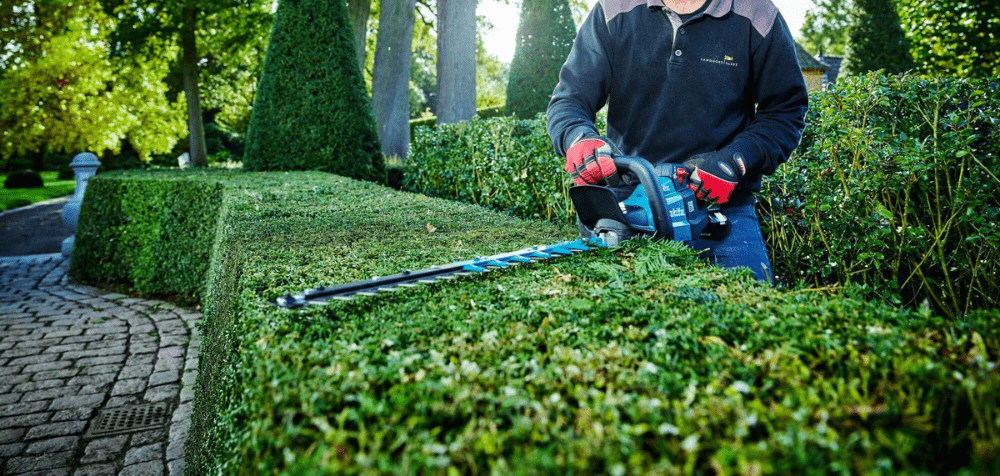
[
  {"x1": 243, "y1": 0, "x2": 383, "y2": 182},
  {"x1": 760, "y1": 74, "x2": 1000, "y2": 318},
  {"x1": 69, "y1": 171, "x2": 224, "y2": 302},
  {"x1": 61, "y1": 169, "x2": 990, "y2": 474}
]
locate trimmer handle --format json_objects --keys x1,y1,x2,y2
[{"x1": 612, "y1": 156, "x2": 674, "y2": 241}]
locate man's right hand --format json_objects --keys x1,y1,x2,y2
[{"x1": 564, "y1": 135, "x2": 618, "y2": 185}]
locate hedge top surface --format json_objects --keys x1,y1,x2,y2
[{"x1": 153, "y1": 168, "x2": 1000, "y2": 475}]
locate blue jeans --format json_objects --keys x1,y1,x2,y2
[{"x1": 687, "y1": 193, "x2": 773, "y2": 284}]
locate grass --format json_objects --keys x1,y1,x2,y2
[{"x1": 0, "y1": 171, "x2": 76, "y2": 212}]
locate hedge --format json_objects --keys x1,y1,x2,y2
[
  {"x1": 243, "y1": 0, "x2": 383, "y2": 181},
  {"x1": 71, "y1": 170, "x2": 1000, "y2": 475},
  {"x1": 406, "y1": 113, "x2": 594, "y2": 223},
  {"x1": 760, "y1": 73, "x2": 999, "y2": 318},
  {"x1": 405, "y1": 73, "x2": 1000, "y2": 317},
  {"x1": 70, "y1": 170, "x2": 224, "y2": 302}
]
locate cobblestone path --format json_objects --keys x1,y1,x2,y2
[{"x1": 1, "y1": 254, "x2": 200, "y2": 476}]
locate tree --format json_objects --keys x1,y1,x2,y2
[
  {"x1": 504, "y1": 0, "x2": 576, "y2": 118},
  {"x1": 102, "y1": 0, "x2": 273, "y2": 167},
  {"x1": 244, "y1": 0, "x2": 383, "y2": 182},
  {"x1": 897, "y1": 0, "x2": 1000, "y2": 78},
  {"x1": 347, "y1": 0, "x2": 372, "y2": 71},
  {"x1": 799, "y1": 0, "x2": 851, "y2": 56},
  {"x1": 195, "y1": 6, "x2": 273, "y2": 141},
  {"x1": 840, "y1": 0, "x2": 913, "y2": 76},
  {"x1": 0, "y1": 0, "x2": 185, "y2": 162},
  {"x1": 372, "y1": 0, "x2": 416, "y2": 159},
  {"x1": 436, "y1": 0, "x2": 477, "y2": 124}
]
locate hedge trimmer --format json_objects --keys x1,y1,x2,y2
[{"x1": 274, "y1": 156, "x2": 729, "y2": 309}]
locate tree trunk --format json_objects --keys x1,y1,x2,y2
[
  {"x1": 347, "y1": 0, "x2": 373, "y2": 73},
  {"x1": 181, "y1": 6, "x2": 208, "y2": 167},
  {"x1": 435, "y1": 0, "x2": 477, "y2": 124},
  {"x1": 373, "y1": 0, "x2": 416, "y2": 159}
]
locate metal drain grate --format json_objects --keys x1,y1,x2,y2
[{"x1": 86, "y1": 403, "x2": 170, "y2": 438}]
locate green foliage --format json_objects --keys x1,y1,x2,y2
[
  {"x1": 405, "y1": 114, "x2": 586, "y2": 222},
  {"x1": 0, "y1": 1, "x2": 186, "y2": 162},
  {"x1": 407, "y1": 105, "x2": 508, "y2": 136},
  {"x1": 799, "y1": 0, "x2": 851, "y2": 56},
  {"x1": 243, "y1": 0, "x2": 384, "y2": 182},
  {"x1": 841, "y1": 0, "x2": 913, "y2": 76},
  {"x1": 407, "y1": 77, "x2": 999, "y2": 319},
  {"x1": 896, "y1": 0, "x2": 1000, "y2": 78},
  {"x1": 3, "y1": 169, "x2": 44, "y2": 189},
  {"x1": 70, "y1": 171, "x2": 224, "y2": 302},
  {"x1": 69, "y1": 169, "x2": 1000, "y2": 474},
  {"x1": 760, "y1": 73, "x2": 1000, "y2": 319},
  {"x1": 504, "y1": 0, "x2": 576, "y2": 118},
  {"x1": 101, "y1": 0, "x2": 275, "y2": 166}
]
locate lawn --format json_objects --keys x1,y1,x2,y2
[{"x1": 0, "y1": 171, "x2": 76, "y2": 212}]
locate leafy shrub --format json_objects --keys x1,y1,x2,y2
[
  {"x1": 408, "y1": 106, "x2": 511, "y2": 137},
  {"x1": 70, "y1": 171, "x2": 224, "y2": 302},
  {"x1": 406, "y1": 113, "x2": 606, "y2": 222},
  {"x1": 4, "y1": 169, "x2": 44, "y2": 188},
  {"x1": 243, "y1": 0, "x2": 383, "y2": 182},
  {"x1": 71, "y1": 169, "x2": 999, "y2": 474},
  {"x1": 760, "y1": 73, "x2": 999, "y2": 318}
]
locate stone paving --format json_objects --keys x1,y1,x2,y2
[{"x1": 0, "y1": 253, "x2": 200, "y2": 476}]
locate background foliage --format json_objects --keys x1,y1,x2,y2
[
  {"x1": 896, "y1": 0, "x2": 1000, "y2": 78},
  {"x1": 760, "y1": 73, "x2": 999, "y2": 319},
  {"x1": 799, "y1": 0, "x2": 850, "y2": 56},
  {"x1": 840, "y1": 0, "x2": 913, "y2": 76},
  {"x1": 0, "y1": 0, "x2": 186, "y2": 161},
  {"x1": 504, "y1": 0, "x2": 576, "y2": 118},
  {"x1": 243, "y1": 0, "x2": 383, "y2": 181}
]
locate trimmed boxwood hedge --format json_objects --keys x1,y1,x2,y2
[
  {"x1": 70, "y1": 170, "x2": 225, "y2": 302},
  {"x1": 405, "y1": 73, "x2": 1000, "y2": 319},
  {"x1": 71, "y1": 170, "x2": 1000, "y2": 475}
]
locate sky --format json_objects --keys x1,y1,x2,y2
[{"x1": 479, "y1": 0, "x2": 815, "y2": 63}]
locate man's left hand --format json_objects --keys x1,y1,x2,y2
[{"x1": 680, "y1": 151, "x2": 747, "y2": 205}]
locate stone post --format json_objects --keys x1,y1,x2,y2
[{"x1": 61, "y1": 152, "x2": 101, "y2": 257}]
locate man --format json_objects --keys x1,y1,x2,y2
[{"x1": 547, "y1": 0, "x2": 809, "y2": 283}]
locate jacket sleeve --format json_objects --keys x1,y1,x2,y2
[
  {"x1": 546, "y1": 4, "x2": 613, "y2": 157},
  {"x1": 723, "y1": 12, "x2": 809, "y2": 177}
]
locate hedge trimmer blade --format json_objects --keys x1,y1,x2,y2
[{"x1": 274, "y1": 238, "x2": 606, "y2": 309}]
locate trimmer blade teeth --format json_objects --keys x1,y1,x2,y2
[{"x1": 274, "y1": 238, "x2": 606, "y2": 308}]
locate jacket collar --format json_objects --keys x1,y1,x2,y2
[{"x1": 647, "y1": 0, "x2": 732, "y2": 18}]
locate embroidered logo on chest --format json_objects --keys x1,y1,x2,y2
[{"x1": 701, "y1": 55, "x2": 739, "y2": 67}]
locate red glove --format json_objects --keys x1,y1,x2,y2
[
  {"x1": 679, "y1": 151, "x2": 747, "y2": 205},
  {"x1": 565, "y1": 135, "x2": 617, "y2": 185}
]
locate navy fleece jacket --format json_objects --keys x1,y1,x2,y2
[{"x1": 547, "y1": 0, "x2": 809, "y2": 192}]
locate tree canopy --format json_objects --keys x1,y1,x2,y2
[
  {"x1": 0, "y1": 0, "x2": 185, "y2": 161},
  {"x1": 799, "y1": 0, "x2": 851, "y2": 56},
  {"x1": 897, "y1": 0, "x2": 1000, "y2": 78},
  {"x1": 840, "y1": 0, "x2": 913, "y2": 76}
]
